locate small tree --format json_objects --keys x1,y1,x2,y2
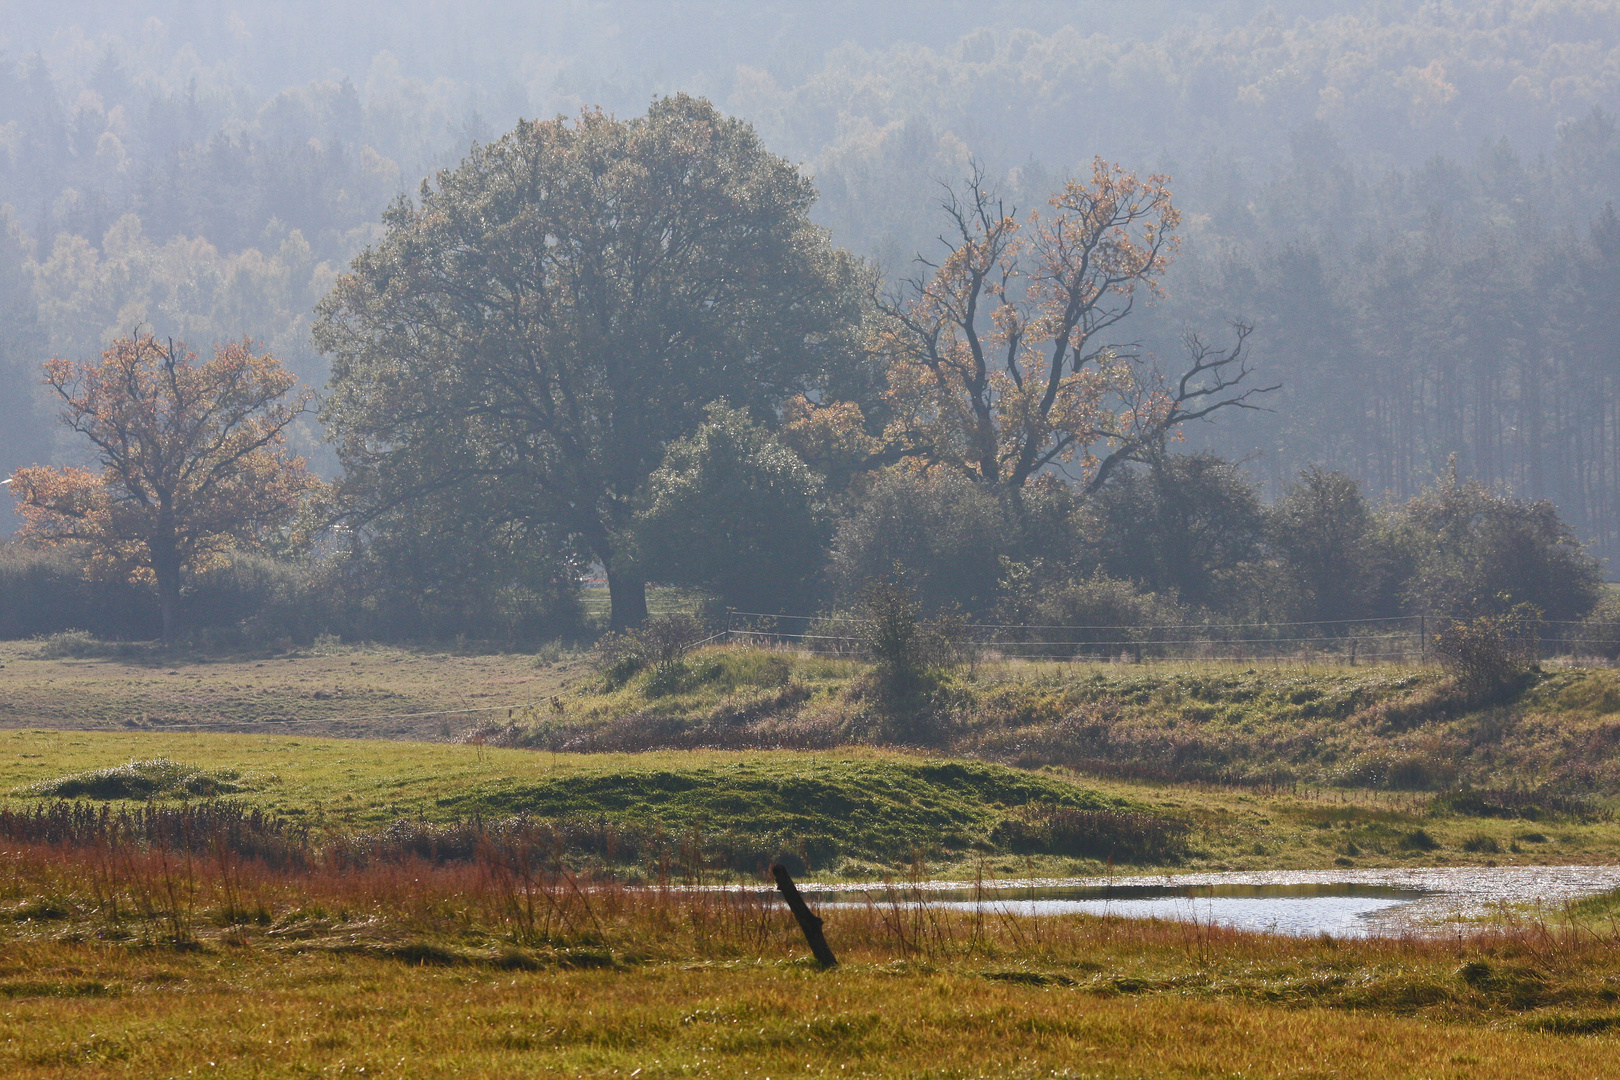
[
  {"x1": 8, "y1": 334, "x2": 316, "y2": 638},
  {"x1": 1267, "y1": 467, "x2": 1380, "y2": 622},
  {"x1": 853, "y1": 575, "x2": 961, "y2": 705}
]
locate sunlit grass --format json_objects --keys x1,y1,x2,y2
[{"x1": 3, "y1": 829, "x2": 1620, "y2": 1078}]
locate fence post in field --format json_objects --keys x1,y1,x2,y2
[{"x1": 772, "y1": 864, "x2": 837, "y2": 968}]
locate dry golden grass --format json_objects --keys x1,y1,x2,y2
[
  {"x1": 4, "y1": 947, "x2": 1618, "y2": 1079},
  {"x1": 4, "y1": 829, "x2": 1620, "y2": 1077}
]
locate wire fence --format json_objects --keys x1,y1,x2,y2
[{"x1": 720, "y1": 610, "x2": 1620, "y2": 666}]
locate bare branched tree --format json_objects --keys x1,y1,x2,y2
[{"x1": 875, "y1": 159, "x2": 1276, "y2": 491}]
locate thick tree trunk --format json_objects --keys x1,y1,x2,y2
[
  {"x1": 150, "y1": 536, "x2": 182, "y2": 641},
  {"x1": 605, "y1": 562, "x2": 648, "y2": 630}
]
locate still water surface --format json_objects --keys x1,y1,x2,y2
[{"x1": 802, "y1": 866, "x2": 1620, "y2": 938}]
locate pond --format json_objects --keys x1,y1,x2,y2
[{"x1": 799, "y1": 866, "x2": 1620, "y2": 938}]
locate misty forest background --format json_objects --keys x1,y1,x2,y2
[{"x1": 5, "y1": 0, "x2": 1620, "y2": 644}]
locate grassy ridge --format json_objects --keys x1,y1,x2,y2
[
  {"x1": 431, "y1": 756, "x2": 1132, "y2": 866},
  {"x1": 527, "y1": 647, "x2": 1620, "y2": 795}
]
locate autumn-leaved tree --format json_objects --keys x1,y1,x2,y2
[
  {"x1": 315, "y1": 95, "x2": 863, "y2": 628},
  {"x1": 874, "y1": 159, "x2": 1272, "y2": 492},
  {"x1": 8, "y1": 334, "x2": 316, "y2": 638}
]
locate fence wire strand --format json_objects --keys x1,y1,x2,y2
[{"x1": 722, "y1": 610, "x2": 1617, "y2": 665}]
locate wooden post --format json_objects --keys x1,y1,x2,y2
[{"x1": 771, "y1": 864, "x2": 837, "y2": 969}]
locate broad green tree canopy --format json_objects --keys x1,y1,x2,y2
[{"x1": 315, "y1": 95, "x2": 863, "y2": 627}]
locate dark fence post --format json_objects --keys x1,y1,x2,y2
[{"x1": 771, "y1": 864, "x2": 837, "y2": 969}]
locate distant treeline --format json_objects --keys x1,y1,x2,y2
[{"x1": 5, "y1": 2, "x2": 1620, "y2": 632}]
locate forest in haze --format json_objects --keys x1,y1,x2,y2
[{"x1": 4, "y1": 0, "x2": 1620, "y2": 643}]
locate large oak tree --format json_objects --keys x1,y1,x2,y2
[{"x1": 315, "y1": 95, "x2": 862, "y2": 628}]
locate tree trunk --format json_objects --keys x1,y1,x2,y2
[
  {"x1": 150, "y1": 536, "x2": 182, "y2": 641},
  {"x1": 605, "y1": 563, "x2": 648, "y2": 630}
]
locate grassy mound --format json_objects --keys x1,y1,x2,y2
[
  {"x1": 16, "y1": 758, "x2": 250, "y2": 800},
  {"x1": 0, "y1": 734, "x2": 1184, "y2": 871},
  {"x1": 433, "y1": 756, "x2": 1182, "y2": 868}
]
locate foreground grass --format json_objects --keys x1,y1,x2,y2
[
  {"x1": 4, "y1": 944, "x2": 1619, "y2": 1079},
  {"x1": 4, "y1": 832, "x2": 1620, "y2": 1080}
]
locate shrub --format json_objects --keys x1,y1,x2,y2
[
  {"x1": 1391, "y1": 467, "x2": 1601, "y2": 621},
  {"x1": 996, "y1": 565, "x2": 1190, "y2": 658},
  {"x1": 1430, "y1": 603, "x2": 1544, "y2": 693},
  {"x1": 0, "y1": 540, "x2": 157, "y2": 639},
  {"x1": 828, "y1": 467, "x2": 1008, "y2": 614},
  {"x1": 187, "y1": 551, "x2": 341, "y2": 645},
  {"x1": 1574, "y1": 587, "x2": 1620, "y2": 660},
  {"x1": 852, "y1": 576, "x2": 961, "y2": 699},
  {"x1": 1398, "y1": 828, "x2": 1440, "y2": 851},
  {"x1": 595, "y1": 613, "x2": 711, "y2": 691},
  {"x1": 32, "y1": 629, "x2": 113, "y2": 659}
]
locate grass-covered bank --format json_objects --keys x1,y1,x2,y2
[
  {"x1": 519, "y1": 646, "x2": 1620, "y2": 796},
  {"x1": 5, "y1": 730, "x2": 1620, "y2": 877},
  {"x1": 6, "y1": 643, "x2": 1620, "y2": 875}
]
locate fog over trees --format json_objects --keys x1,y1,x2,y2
[{"x1": 4, "y1": 1, "x2": 1620, "y2": 628}]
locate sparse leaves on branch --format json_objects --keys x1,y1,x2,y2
[{"x1": 876, "y1": 159, "x2": 1274, "y2": 490}]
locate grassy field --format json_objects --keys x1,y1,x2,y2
[
  {"x1": 0, "y1": 637, "x2": 585, "y2": 739},
  {"x1": 5, "y1": 640, "x2": 1620, "y2": 1075}
]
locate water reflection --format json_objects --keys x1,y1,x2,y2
[{"x1": 816, "y1": 883, "x2": 1433, "y2": 938}]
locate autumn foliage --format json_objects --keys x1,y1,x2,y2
[
  {"x1": 875, "y1": 159, "x2": 1266, "y2": 491},
  {"x1": 8, "y1": 335, "x2": 316, "y2": 637}
]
